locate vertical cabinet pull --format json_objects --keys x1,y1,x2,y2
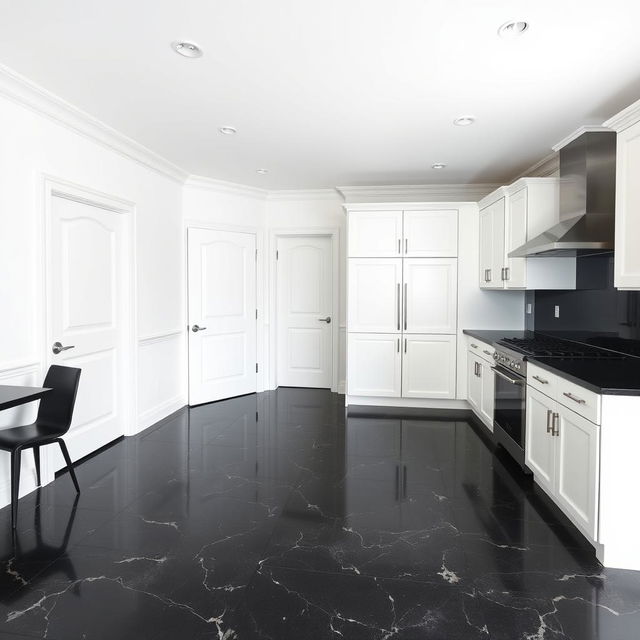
[
  {"x1": 397, "y1": 283, "x2": 401, "y2": 330},
  {"x1": 398, "y1": 239, "x2": 401, "y2": 254},
  {"x1": 404, "y1": 283, "x2": 408, "y2": 330},
  {"x1": 505, "y1": 267, "x2": 510, "y2": 281},
  {"x1": 546, "y1": 409, "x2": 553, "y2": 433},
  {"x1": 487, "y1": 268, "x2": 492, "y2": 282},
  {"x1": 405, "y1": 238, "x2": 408, "y2": 254},
  {"x1": 404, "y1": 338, "x2": 407, "y2": 354},
  {"x1": 397, "y1": 338, "x2": 400, "y2": 353},
  {"x1": 552, "y1": 412, "x2": 560, "y2": 436}
]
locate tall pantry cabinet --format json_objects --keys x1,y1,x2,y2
[{"x1": 345, "y1": 206, "x2": 459, "y2": 403}]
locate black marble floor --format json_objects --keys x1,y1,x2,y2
[{"x1": 1, "y1": 389, "x2": 640, "y2": 639}]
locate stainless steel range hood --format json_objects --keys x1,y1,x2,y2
[{"x1": 509, "y1": 131, "x2": 617, "y2": 258}]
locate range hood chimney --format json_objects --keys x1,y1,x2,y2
[{"x1": 509, "y1": 130, "x2": 617, "y2": 258}]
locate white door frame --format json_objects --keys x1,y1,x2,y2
[
  {"x1": 184, "y1": 221, "x2": 264, "y2": 395},
  {"x1": 269, "y1": 228, "x2": 340, "y2": 392},
  {"x1": 40, "y1": 176, "x2": 137, "y2": 483}
]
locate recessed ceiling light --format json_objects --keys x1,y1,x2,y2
[
  {"x1": 218, "y1": 126, "x2": 237, "y2": 135},
  {"x1": 256, "y1": 168, "x2": 269, "y2": 175},
  {"x1": 432, "y1": 163, "x2": 447, "y2": 170},
  {"x1": 453, "y1": 116, "x2": 476, "y2": 127},
  {"x1": 497, "y1": 20, "x2": 529, "y2": 38},
  {"x1": 171, "y1": 41, "x2": 203, "y2": 58}
]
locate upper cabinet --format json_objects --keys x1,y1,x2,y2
[
  {"x1": 604, "y1": 101, "x2": 640, "y2": 290},
  {"x1": 478, "y1": 178, "x2": 576, "y2": 291},
  {"x1": 348, "y1": 209, "x2": 458, "y2": 258}
]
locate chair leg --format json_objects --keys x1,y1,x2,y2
[
  {"x1": 33, "y1": 446, "x2": 41, "y2": 486},
  {"x1": 10, "y1": 450, "x2": 21, "y2": 530},
  {"x1": 56, "y1": 439, "x2": 80, "y2": 494}
]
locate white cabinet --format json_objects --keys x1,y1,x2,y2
[
  {"x1": 402, "y1": 335, "x2": 456, "y2": 399},
  {"x1": 479, "y1": 196, "x2": 505, "y2": 289},
  {"x1": 504, "y1": 187, "x2": 528, "y2": 288},
  {"x1": 348, "y1": 211, "x2": 403, "y2": 257},
  {"x1": 347, "y1": 333, "x2": 402, "y2": 397},
  {"x1": 467, "y1": 339, "x2": 495, "y2": 432},
  {"x1": 404, "y1": 258, "x2": 457, "y2": 334},
  {"x1": 403, "y1": 210, "x2": 458, "y2": 257},
  {"x1": 609, "y1": 117, "x2": 640, "y2": 289},
  {"x1": 525, "y1": 384, "x2": 600, "y2": 541},
  {"x1": 347, "y1": 258, "x2": 402, "y2": 333}
]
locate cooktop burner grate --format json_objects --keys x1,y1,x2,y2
[{"x1": 498, "y1": 337, "x2": 628, "y2": 359}]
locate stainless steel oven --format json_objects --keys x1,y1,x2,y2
[{"x1": 492, "y1": 346, "x2": 528, "y2": 470}]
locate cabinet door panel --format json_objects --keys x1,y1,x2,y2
[
  {"x1": 402, "y1": 335, "x2": 456, "y2": 399},
  {"x1": 404, "y1": 258, "x2": 457, "y2": 333},
  {"x1": 504, "y1": 188, "x2": 527, "y2": 288},
  {"x1": 479, "y1": 199, "x2": 505, "y2": 289},
  {"x1": 347, "y1": 333, "x2": 401, "y2": 397},
  {"x1": 479, "y1": 206, "x2": 493, "y2": 288},
  {"x1": 479, "y1": 358, "x2": 495, "y2": 431},
  {"x1": 348, "y1": 259, "x2": 402, "y2": 333},
  {"x1": 555, "y1": 407, "x2": 600, "y2": 541},
  {"x1": 403, "y1": 210, "x2": 458, "y2": 257},
  {"x1": 467, "y1": 352, "x2": 481, "y2": 411},
  {"x1": 525, "y1": 387, "x2": 555, "y2": 495},
  {"x1": 348, "y1": 211, "x2": 403, "y2": 257}
]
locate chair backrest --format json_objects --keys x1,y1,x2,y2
[{"x1": 37, "y1": 365, "x2": 81, "y2": 435}]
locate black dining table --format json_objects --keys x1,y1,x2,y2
[{"x1": 0, "y1": 385, "x2": 51, "y2": 412}]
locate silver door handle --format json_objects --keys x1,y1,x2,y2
[
  {"x1": 493, "y1": 367, "x2": 523, "y2": 386},
  {"x1": 483, "y1": 349, "x2": 492, "y2": 356},
  {"x1": 533, "y1": 375, "x2": 549, "y2": 385},
  {"x1": 487, "y1": 268, "x2": 492, "y2": 282},
  {"x1": 563, "y1": 392, "x2": 586, "y2": 405},
  {"x1": 552, "y1": 412, "x2": 560, "y2": 436},
  {"x1": 404, "y1": 283, "x2": 408, "y2": 330},
  {"x1": 397, "y1": 283, "x2": 401, "y2": 330},
  {"x1": 191, "y1": 324, "x2": 207, "y2": 332},
  {"x1": 405, "y1": 238, "x2": 408, "y2": 254},
  {"x1": 501, "y1": 267, "x2": 506, "y2": 281},
  {"x1": 546, "y1": 409, "x2": 553, "y2": 433},
  {"x1": 504, "y1": 267, "x2": 510, "y2": 281},
  {"x1": 317, "y1": 317, "x2": 331, "y2": 323},
  {"x1": 52, "y1": 341, "x2": 75, "y2": 355}
]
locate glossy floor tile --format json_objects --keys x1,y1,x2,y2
[{"x1": 1, "y1": 388, "x2": 640, "y2": 638}]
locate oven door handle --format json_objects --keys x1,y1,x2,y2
[{"x1": 493, "y1": 367, "x2": 524, "y2": 386}]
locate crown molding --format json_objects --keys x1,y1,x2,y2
[
  {"x1": 184, "y1": 175, "x2": 268, "y2": 199},
  {"x1": 0, "y1": 63, "x2": 189, "y2": 184},
  {"x1": 513, "y1": 152, "x2": 559, "y2": 181},
  {"x1": 552, "y1": 125, "x2": 612, "y2": 152},
  {"x1": 603, "y1": 98, "x2": 640, "y2": 132},
  {"x1": 267, "y1": 188, "x2": 343, "y2": 202},
  {"x1": 336, "y1": 183, "x2": 500, "y2": 204}
]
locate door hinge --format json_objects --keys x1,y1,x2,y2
[{"x1": 256, "y1": 363, "x2": 259, "y2": 373}]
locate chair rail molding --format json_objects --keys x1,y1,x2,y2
[
  {"x1": 138, "y1": 328, "x2": 184, "y2": 345},
  {"x1": 0, "y1": 63, "x2": 188, "y2": 184}
]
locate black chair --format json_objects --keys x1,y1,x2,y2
[{"x1": 0, "y1": 365, "x2": 81, "y2": 529}]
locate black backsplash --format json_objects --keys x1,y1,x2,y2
[{"x1": 527, "y1": 254, "x2": 640, "y2": 355}]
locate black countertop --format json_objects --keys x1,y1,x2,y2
[{"x1": 463, "y1": 329, "x2": 640, "y2": 396}]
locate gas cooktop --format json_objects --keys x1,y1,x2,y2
[{"x1": 498, "y1": 336, "x2": 628, "y2": 359}]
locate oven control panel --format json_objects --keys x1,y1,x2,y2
[{"x1": 493, "y1": 350, "x2": 525, "y2": 375}]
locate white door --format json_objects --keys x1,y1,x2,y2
[
  {"x1": 403, "y1": 258, "x2": 457, "y2": 334},
  {"x1": 49, "y1": 195, "x2": 127, "y2": 463},
  {"x1": 525, "y1": 388, "x2": 556, "y2": 494},
  {"x1": 276, "y1": 236, "x2": 333, "y2": 389},
  {"x1": 188, "y1": 228, "x2": 257, "y2": 405},
  {"x1": 504, "y1": 188, "x2": 527, "y2": 288},
  {"x1": 467, "y1": 353, "x2": 482, "y2": 412},
  {"x1": 347, "y1": 211, "x2": 403, "y2": 257},
  {"x1": 347, "y1": 333, "x2": 401, "y2": 397},
  {"x1": 401, "y1": 334, "x2": 456, "y2": 399},
  {"x1": 478, "y1": 359, "x2": 495, "y2": 431},
  {"x1": 348, "y1": 258, "x2": 402, "y2": 333},
  {"x1": 403, "y1": 210, "x2": 458, "y2": 257},
  {"x1": 555, "y1": 407, "x2": 600, "y2": 540}
]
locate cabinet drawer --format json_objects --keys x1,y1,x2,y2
[
  {"x1": 527, "y1": 363, "x2": 557, "y2": 397},
  {"x1": 557, "y1": 378, "x2": 601, "y2": 425},
  {"x1": 467, "y1": 337, "x2": 495, "y2": 363}
]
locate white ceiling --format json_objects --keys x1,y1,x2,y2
[{"x1": 1, "y1": 0, "x2": 640, "y2": 189}]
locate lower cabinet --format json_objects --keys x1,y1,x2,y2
[
  {"x1": 347, "y1": 332, "x2": 456, "y2": 399},
  {"x1": 467, "y1": 351, "x2": 494, "y2": 431},
  {"x1": 525, "y1": 386, "x2": 600, "y2": 541}
]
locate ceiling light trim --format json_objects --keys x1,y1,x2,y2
[
  {"x1": 0, "y1": 62, "x2": 189, "y2": 183},
  {"x1": 171, "y1": 41, "x2": 203, "y2": 58},
  {"x1": 453, "y1": 116, "x2": 476, "y2": 127}
]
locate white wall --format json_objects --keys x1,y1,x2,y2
[{"x1": 0, "y1": 91, "x2": 185, "y2": 504}]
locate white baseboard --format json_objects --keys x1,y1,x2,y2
[
  {"x1": 136, "y1": 395, "x2": 186, "y2": 433},
  {"x1": 338, "y1": 380, "x2": 346, "y2": 394},
  {"x1": 345, "y1": 396, "x2": 469, "y2": 410}
]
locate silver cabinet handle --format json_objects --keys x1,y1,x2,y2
[
  {"x1": 483, "y1": 269, "x2": 489, "y2": 282},
  {"x1": 317, "y1": 317, "x2": 332, "y2": 323},
  {"x1": 191, "y1": 324, "x2": 207, "y2": 332},
  {"x1": 404, "y1": 283, "x2": 408, "y2": 330},
  {"x1": 397, "y1": 283, "x2": 401, "y2": 331},
  {"x1": 493, "y1": 367, "x2": 523, "y2": 386},
  {"x1": 470, "y1": 343, "x2": 478, "y2": 349},
  {"x1": 487, "y1": 268, "x2": 492, "y2": 282},
  {"x1": 533, "y1": 375, "x2": 549, "y2": 385},
  {"x1": 563, "y1": 392, "x2": 586, "y2": 405},
  {"x1": 397, "y1": 338, "x2": 400, "y2": 353},
  {"x1": 483, "y1": 349, "x2": 492, "y2": 356},
  {"x1": 405, "y1": 238, "x2": 408, "y2": 254},
  {"x1": 546, "y1": 409, "x2": 553, "y2": 433},
  {"x1": 52, "y1": 341, "x2": 75, "y2": 355},
  {"x1": 404, "y1": 338, "x2": 407, "y2": 354},
  {"x1": 398, "y1": 239, "x2": 401, "y2": 254},
  {"x1": 552, "y1": 412, "x2": 560, "y2": 436},
  {"x1": 504, "y1": 267, "x2": 510, "y2": 281},
  {"x1": 501, "y1": 267, "x2": 506, "y2": 281}
]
